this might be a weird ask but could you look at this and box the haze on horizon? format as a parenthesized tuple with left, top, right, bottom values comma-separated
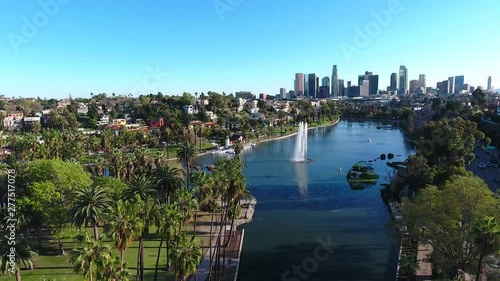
(1, 0, 499, 99)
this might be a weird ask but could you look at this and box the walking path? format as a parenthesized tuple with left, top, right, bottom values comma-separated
(191, 197, 256, 281)
(415, 243, 433, 281)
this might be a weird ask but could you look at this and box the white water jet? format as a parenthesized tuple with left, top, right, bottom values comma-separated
(292, 122, 308, 162)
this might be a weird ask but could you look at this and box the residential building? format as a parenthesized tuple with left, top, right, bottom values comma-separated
(77, 103, 88, 114)
(183, 105, 198, 114)
(23, 116, 41, 132)
(399, 65, 408, 94)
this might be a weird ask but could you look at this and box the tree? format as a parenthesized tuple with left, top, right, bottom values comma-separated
(70, 232, 116, 281)
(155, 164, 184, 204)
(399, 175, 498, 276)
(398, 253, 419, 280)
(70, 185, 112, 241)
(473, 217, 500, 281)
(155, 204, 183, 281)
(0, 235, 38, 281)
(124, 174, 157, 201)
(133, 196, 159, 281)
(169, 234, 202, 281)
(106, 199, 142, 271)
(176, 141, 197, 189)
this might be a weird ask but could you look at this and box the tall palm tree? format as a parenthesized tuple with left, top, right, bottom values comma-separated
(70, 185, 112, 241)
(124, 174, 157, 201)
(473, 216, 500, 281)
(106, 199, 142, 271)
(70, 232, 113, 281)
(133, 196, 159, 281)
(155, 204, 183, 281)
(0, 235, 38, 281)
(176, 140, 197, 189)
(169, 234, 202, 281)
(155, 164, 184, 204)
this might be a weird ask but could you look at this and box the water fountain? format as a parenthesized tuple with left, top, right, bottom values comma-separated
(292, 122, 312, 163)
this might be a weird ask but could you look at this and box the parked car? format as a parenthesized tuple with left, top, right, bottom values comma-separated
(486, 162, 492, 167)
(479, 162, 486, 169)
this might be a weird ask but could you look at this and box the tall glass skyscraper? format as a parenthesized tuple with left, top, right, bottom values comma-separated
(398, 65, 408, 94)
(454, 75, 464, 94)
(331, 65, 339, 96)
(294, 73, 304, 97)
(390, 73, 397, 91)
(308, 73, 317, 98)
(448, 77, 454, 94)
(488, 76, 492, 91)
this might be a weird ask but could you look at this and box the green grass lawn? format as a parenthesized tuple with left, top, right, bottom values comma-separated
(0, 212, 215, 281)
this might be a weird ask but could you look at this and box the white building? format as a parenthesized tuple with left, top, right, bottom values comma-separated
(362, 80, 370, 97)
(183, 105, 199, 114)
(205, 111, 217, 120)
(77, 103, 88, 114)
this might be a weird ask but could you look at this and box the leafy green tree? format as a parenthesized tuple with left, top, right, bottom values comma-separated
(0, 235, 38, 281)
(399, 175, 498, 276)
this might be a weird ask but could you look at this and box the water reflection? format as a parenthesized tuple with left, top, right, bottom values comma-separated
(293, 162, 308, 195)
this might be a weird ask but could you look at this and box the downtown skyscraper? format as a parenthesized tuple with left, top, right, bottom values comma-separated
(390, 73, 397, 92)
(454, 75, 465, 94)
(331, 65, 339, 97)
(294, 73, 304, 97)
(488, 76, 492, 91)
(419, 74, 426, 94)
(398, 65, 408, 94)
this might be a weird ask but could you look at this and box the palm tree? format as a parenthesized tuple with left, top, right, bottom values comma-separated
(169, 234, 202, 281)
(70, 232, 113, 281)
(176, 140, 197, 189)
(106, 200, 142, 271)
(70, 185, 112, 241)
(155, 204, 183, 281)
(124, 174, 157, 201)
(155, 164, 184, 204)
(398, 253, 419, 280)
(473, 216, 500, 281)
(133, 196, 159, 281)
(0, 235, 38, 281)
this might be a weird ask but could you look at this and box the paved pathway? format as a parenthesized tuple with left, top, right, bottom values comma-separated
(415, 243, 433, 281)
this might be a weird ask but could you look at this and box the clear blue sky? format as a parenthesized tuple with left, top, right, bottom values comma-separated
(1, 0, 499, 99)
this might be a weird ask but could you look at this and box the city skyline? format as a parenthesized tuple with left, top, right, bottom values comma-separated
(1, 0, 499, 98)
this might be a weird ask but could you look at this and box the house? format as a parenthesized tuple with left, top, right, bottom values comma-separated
(110, 119, 127, 126)
(3, 111, 24, 130)
(98, 115, 110, 126)
(77, 103, 88, 114)
(205, 111, 217, 120)
(23, 116, 41, 132)
(229, 134, 243, 144)
(183, 105, 198, 114)
(147, 117, 164, 128)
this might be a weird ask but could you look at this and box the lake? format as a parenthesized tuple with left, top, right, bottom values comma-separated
(196, 120, 414, 281)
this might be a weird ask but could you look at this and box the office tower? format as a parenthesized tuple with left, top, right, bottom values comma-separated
(409, 80, 418, 94)
(316, 77, 319, 96)
(368, 74, 379, 95)
(390, 73, 397, 91)
(398, 65, 408, 94)
(419, 74, 426, 94)
(448, 77, 454, 95)
(280, 88, 286, 98)
(308, 73, 317, 98)
(338, 79, 345, 96)
(362, 80, 370, 96)
(304, 75, 309, 96)
(347, 86, 361, 97)
(454, 75, 464, 93)
(464, 84, 470, 93)
(294, 73, 305, 97)
(347, 81, 352, 87)
(331, 65, 339, 96)
(436, 82, 443, 94)
(322, 76, 330, 87)
(488, 76, 492, 91)
(437, 80, 449, 95)
(470, 86, 475, 93)
(318, 86, 330, 99)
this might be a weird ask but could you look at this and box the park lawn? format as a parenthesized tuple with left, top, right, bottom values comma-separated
(1, 212, 214, 281)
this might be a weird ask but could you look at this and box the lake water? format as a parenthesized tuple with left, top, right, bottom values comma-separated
(196, 120, 414, 281)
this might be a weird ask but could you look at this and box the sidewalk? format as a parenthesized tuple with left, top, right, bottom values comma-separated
(415, 243, 433, 281)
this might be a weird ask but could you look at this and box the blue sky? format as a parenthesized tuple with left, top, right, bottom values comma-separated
(1, 0, 499, 99)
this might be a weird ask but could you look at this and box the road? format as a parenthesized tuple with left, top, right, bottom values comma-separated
(467, 146, 500, 192)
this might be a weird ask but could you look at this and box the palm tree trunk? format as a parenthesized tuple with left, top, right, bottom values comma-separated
(166, 239, 170, 270)
(139, 236, 145, 281)
(154, 238, 164, 281)
(93, 223, 99, 241)
(193, 209, 198, 237)
(186, 161, 190, 190)
(208, 199, 215, 278)
(227, 202, 238, 243)
(120, 249, 125, 271)
(15, 269, 21, 281)
(476, 254, 484, 281)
